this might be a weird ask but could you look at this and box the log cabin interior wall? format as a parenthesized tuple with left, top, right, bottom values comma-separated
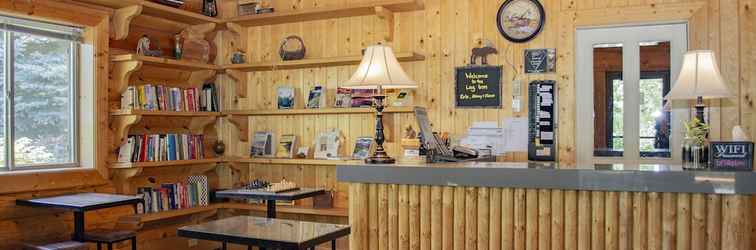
(0, 0, 752, 249)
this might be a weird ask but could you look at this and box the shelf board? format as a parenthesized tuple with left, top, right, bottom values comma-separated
(110, 110, 221, 117)
(110, 158, 223, 169)
(112, 54, 219, 71)
(221, 203, 348, 217)
(74, 0, 221, 25)
(123, 205, 218, 224)
(222, 52, 425, 71)
(226, 0, 423, 27)
(140, 1, 222, 25)
(227, 157, 363, 166)
(224, 106, 416, 116)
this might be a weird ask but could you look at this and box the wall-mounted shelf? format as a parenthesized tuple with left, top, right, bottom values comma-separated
(225, 0, 423, 27)
(226, 157, 362, 166)
(222, 52, 424, 72)
(110, 110, 221, 117)
(224, 106, 416, 116)
(110, 158, 223, 169)
(112, 54, 219, 71)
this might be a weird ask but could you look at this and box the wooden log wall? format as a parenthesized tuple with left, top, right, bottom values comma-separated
(218, 0, 755, 229)
(349, 183, 754, 250)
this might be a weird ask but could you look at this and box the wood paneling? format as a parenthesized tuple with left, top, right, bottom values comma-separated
(349, 183, 754, 250)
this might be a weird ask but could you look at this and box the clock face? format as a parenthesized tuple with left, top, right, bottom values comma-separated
(497, 0, 545, 43)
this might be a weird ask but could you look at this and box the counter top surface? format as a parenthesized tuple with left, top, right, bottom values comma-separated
(336, 162, 756, 194)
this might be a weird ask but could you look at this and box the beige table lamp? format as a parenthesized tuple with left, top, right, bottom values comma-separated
(343, 44, 417, 164)
(666, 50, 733, 124)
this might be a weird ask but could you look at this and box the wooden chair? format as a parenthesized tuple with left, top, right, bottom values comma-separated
(22, 241, 88, 250)
(83, 229, 137, 250)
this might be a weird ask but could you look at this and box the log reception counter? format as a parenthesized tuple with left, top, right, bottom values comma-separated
(337, 162, 756, 250)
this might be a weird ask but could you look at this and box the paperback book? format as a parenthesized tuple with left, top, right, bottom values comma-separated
(334, 87, 352, 108)
(306, 85, 324, 109)
(277, 86, 295, 109)
(352, 137, 374, 160)
(251, 132, 274, 156)
(314, 129, 341, 159)
(351, 89, 376, 107)
(276, 134, 297, 158)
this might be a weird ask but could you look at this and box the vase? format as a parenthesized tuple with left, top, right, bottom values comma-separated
(682, 137, 708, 169)
(214, 140, 226, 155)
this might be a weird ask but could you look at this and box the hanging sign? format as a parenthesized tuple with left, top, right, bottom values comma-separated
(455, 65, 503, 108)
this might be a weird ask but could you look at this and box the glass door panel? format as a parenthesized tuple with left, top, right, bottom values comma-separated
(638, 41, 671, 158)
(593, 43, 624, 157)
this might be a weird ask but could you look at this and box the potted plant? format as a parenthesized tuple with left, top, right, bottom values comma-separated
(682, 118, 709, 169)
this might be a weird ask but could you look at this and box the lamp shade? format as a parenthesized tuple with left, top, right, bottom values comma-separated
(666, 50, 732, 100)
(342, 44, 417, 89)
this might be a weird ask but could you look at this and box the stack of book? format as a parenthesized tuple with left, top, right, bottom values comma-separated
(136, 175, 209, 214)
(120, 83, 220, 112)
(117, 134, 205, 163)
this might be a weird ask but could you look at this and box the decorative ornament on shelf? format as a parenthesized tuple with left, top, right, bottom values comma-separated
(136, 35, 162, 57)
(202, 0, 218, 17)
(179, 29, 211, 63)
(231, 49, 246, 64)
(343, 44, 418, 164)
(213, 140, 226, 155)
(279, 35, 306, 61)
(470, 39, 498, 65)
(173, 34, 183, 60)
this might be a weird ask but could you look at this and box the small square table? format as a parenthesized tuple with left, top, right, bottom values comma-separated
(215, 187, 325, 218)
(178, 216, 350, 250)
(16, 192, 141, 241)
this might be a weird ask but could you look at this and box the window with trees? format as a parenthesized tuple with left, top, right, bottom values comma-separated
(0, 16, 81, 170)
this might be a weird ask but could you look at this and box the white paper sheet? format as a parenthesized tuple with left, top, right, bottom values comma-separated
(503, 117, 528, 152)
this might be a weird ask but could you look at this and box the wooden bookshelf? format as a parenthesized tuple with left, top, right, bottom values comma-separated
(226, 0, 423, 27)
(110, 110, 221, 117)
(109, 158, 223, 169)
(221, 203, 348, 217)
(224, 106, 416, 116)
(227, 157, 362, 166)
(112, 54, 219, 71)
(222, 52, 425, 72)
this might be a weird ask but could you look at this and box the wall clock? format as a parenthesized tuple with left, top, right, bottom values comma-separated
(496, 0, 546, 43)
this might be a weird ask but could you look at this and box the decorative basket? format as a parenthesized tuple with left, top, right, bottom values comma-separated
(279, 35, 306, 61)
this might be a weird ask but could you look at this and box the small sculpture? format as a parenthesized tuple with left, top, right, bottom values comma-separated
(137, 35, 162, 57)
(174, 34, 183, 60)
(404, 125, 417, 139)
(470, 39, 498, 65)
(231, 49, 246, 64)
(203, 0, 218, 17)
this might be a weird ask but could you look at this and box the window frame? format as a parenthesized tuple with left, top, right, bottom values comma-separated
(576, 23, 688, 165)
(0, 24, 80, 171)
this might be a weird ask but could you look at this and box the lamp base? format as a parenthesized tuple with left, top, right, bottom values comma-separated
(366, 155, 396, 164)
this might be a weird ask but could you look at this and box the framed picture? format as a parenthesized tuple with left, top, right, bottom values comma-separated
(524, 48, 556, 73)
(709, 141, 754, 171)
(496, 0, 546, 43)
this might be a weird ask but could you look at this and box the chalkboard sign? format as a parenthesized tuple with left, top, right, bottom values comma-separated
(455, 66, 502, 108)
(528, 80, 557, 161)
(709, 141, 754, 171)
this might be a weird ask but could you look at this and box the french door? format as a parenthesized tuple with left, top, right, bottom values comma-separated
(576, 23, 688, 165)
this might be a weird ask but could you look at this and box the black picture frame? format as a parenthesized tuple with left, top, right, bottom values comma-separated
(496, 0, 546, 43)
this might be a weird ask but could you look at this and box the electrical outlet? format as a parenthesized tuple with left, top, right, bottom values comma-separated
(188, 239, 198, 247)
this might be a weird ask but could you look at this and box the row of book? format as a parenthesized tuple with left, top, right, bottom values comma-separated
(117, 134, 205, 163)
(121, 83, 220, 112)
(136, 175, 209, 214)
(277, 86, 410, 109)
(250, 130, 373, 160)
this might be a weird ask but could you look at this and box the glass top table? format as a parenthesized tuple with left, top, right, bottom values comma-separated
(16, 193, 141, 241)
(178, 216, 350, 250)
